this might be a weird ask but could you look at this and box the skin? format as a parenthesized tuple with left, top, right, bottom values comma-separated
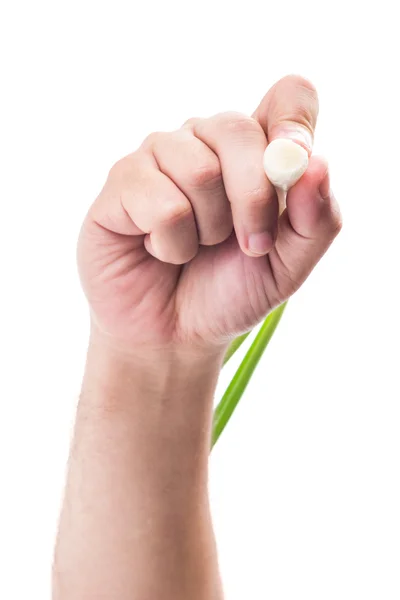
(52, 75, 342, 599)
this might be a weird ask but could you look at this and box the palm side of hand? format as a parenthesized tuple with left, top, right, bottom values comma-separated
(78, 223, 274, 348)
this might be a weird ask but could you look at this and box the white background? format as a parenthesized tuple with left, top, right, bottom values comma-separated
(1, 1, 399, 598)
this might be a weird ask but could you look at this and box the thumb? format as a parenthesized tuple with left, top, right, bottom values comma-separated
(266, 156, 342, 301)
(252, 74, 319, 154)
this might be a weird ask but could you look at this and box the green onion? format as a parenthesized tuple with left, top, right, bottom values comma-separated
(222, 331, 251, 366)
(212, 301, 287, 449)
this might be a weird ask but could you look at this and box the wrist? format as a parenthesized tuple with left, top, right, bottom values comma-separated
(82, 324, 226, 401)
(79, 324, 226, 467)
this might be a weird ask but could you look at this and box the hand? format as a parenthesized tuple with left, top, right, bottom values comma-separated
(77, 75, 342, 354)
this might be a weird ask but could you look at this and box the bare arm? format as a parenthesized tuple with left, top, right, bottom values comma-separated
(53, 332, 225, 599)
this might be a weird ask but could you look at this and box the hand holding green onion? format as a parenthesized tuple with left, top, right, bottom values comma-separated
(78, 76, 341, 364)
(55, 75, 342, 600)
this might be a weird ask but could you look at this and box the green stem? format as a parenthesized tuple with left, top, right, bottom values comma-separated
(223, 331, 251, 366)
(211, 301, 287, 449)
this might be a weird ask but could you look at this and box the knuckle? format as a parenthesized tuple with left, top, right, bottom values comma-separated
(188, 159, 222, 188)
(285, 74, 318, 98)
(330, 206, 343, 236)
(218, 112, 261, 136)
(182, 117, 201, 129)
(108, 156, 130, 180)
(158, 201, 192, 227)
(243, 186, 270, 208)
(324, 189, 343, 236)
(107, 151, 145, 185)
(141, 131, 166, 149)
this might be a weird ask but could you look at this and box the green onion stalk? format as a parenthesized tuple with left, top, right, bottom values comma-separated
(211, 301, 287, 449)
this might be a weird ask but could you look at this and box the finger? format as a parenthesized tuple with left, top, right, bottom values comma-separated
(145, 130, 233, 246)
(93, 153, 199, 265)
(188, 112, 279, 257)
(252, 74, 319, 153)
(267, 156, 342, 301)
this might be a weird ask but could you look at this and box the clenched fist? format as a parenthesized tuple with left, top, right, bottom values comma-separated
(77, 75, 342, 354)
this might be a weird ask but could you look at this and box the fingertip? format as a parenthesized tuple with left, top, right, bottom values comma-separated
(144, 232, 199, 265)
(245, 230, 275, 257)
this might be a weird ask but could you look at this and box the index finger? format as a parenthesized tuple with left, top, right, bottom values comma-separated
(252, 74, 319, 154)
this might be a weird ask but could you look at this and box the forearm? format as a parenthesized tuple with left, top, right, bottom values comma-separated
(52, 330, 225, 600)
